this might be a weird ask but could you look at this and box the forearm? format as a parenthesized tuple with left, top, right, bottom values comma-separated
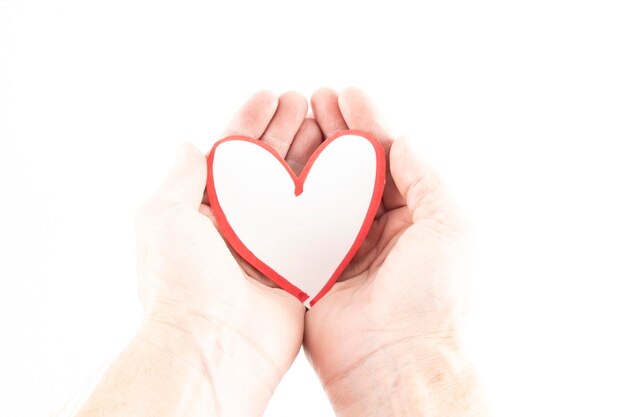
(323, 342, 490, 417)
(76, 315, 276, 417)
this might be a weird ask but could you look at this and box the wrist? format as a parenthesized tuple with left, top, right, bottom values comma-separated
(139, 304, 280, 417)
(321, 339, 489, 417)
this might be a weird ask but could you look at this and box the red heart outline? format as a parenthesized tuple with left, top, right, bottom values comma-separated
(206, 130, 386, 307)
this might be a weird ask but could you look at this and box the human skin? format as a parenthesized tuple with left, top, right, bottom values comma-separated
(301, 88, 490, 416)
(76, 91, 317, 417)
(75, 88, 489, 417)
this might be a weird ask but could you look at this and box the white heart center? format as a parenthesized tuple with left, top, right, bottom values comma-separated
(211, 134, 379, 305)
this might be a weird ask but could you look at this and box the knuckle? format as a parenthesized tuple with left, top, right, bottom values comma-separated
(431, 206, 468, 235)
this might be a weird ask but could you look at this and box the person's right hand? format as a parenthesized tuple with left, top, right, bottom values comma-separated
(302, 88, 489, 416)
(134, 91, 318, 416)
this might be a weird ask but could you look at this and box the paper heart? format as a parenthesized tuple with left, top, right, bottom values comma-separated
(206, 130, 385, 307)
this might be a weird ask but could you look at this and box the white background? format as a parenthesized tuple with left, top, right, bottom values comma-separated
(1, 1, 625, 416)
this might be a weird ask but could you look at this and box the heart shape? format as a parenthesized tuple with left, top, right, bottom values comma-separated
(206, 130, 385, 307)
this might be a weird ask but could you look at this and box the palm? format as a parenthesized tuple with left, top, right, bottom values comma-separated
(138, 178, 303, 385)
(202, 206, 304, 380)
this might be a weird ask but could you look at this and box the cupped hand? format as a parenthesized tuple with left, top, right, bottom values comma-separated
(302, 88, 481, 416)
(135, 91, 320, 416)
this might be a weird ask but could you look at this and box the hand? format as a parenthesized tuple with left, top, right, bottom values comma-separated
(79, 91, 317, 417)
(302, 88, 489, 416)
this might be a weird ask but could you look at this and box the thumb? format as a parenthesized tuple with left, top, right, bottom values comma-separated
(157, 142, 207, 207)
(389, 137, 447, 221)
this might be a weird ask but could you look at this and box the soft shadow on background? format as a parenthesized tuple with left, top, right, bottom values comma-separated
(1, 1, 624, 416)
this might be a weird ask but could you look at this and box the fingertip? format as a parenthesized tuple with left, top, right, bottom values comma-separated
(390, 137, 443, 202)
(280, 90, 308, 111)
(177, 141, 207, 174)
(311, 87, 339, 104)
(300, 116, 323, 136)
(177, 141, 203, 157)
(277, 90, 309, 124)
(222, 90, 280, 139)
(251, 89, 280, 109)
(157, 142, 208, 207)
(310, 87, 348, 137)
(337, 86, 368, 105)
(338, 87, 393, 150)
(390, 137, 419, 183)
(389, 138, 411, 195)
(244, 90, 280, 121)
(250, 89, 280, 123)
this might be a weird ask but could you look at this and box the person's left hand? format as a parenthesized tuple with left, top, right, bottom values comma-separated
(299, 88, 484, 417)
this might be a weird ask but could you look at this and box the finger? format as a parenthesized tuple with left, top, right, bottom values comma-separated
(221, 90, 279, 138)
(205, 91, 279, 206)
(390, 137, 446, 222)
(199, 204, 217, 225)
(158, 142, 207, 207)
(260, 91, 308, 158)
(337, 87, 393, 151)
(285, 118, 323, 175)
(310, 88, 348, 137)
(337, 87, 404, 211)
(202, 188, 211, 206)
(379, 176, 405, 213)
